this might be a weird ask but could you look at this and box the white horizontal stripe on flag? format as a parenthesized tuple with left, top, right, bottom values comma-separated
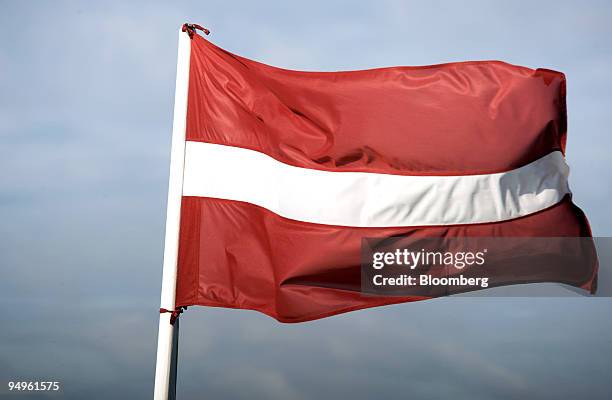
(182, 142, 570, 227)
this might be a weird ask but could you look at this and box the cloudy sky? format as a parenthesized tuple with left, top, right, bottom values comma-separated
(1, 1, 611, 399)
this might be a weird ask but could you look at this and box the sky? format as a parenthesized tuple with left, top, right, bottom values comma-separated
(1, 1, 612, 399)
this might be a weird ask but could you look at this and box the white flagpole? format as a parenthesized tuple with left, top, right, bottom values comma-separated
(154, 26, 192, 400)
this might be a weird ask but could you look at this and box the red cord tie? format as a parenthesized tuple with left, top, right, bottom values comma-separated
(182, 23, 210, 39)
(160, 306, 187, 325)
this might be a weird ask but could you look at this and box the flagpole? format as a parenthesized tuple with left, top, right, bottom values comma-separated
(154, 26, 192, 400)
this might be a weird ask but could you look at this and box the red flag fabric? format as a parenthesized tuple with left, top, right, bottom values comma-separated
(173, 33, 595, 322)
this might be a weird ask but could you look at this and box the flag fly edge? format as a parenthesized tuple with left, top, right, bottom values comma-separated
(154, 27, 192, 400)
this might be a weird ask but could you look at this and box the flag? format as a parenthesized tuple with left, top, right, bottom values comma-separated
(172, 32, 596, 323)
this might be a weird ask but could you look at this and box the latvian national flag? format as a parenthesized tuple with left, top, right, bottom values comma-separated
(171, 28, 596, 323)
